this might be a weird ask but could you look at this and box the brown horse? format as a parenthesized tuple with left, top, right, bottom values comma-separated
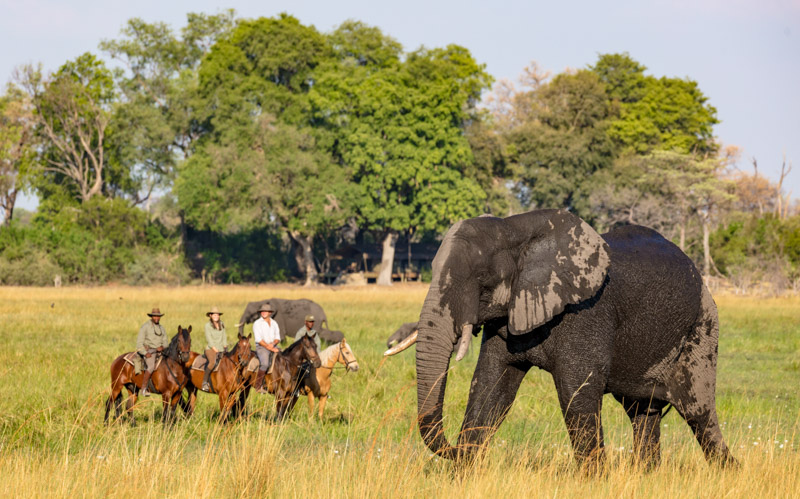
(185, 333, 253, 420)
(104, 326, 193, 425)
(236, 335, 321, 421)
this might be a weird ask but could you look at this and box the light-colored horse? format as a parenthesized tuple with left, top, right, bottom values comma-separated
(301, 339, 359, 418)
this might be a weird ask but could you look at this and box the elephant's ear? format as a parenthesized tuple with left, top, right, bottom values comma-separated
(508, 211, 610, 335)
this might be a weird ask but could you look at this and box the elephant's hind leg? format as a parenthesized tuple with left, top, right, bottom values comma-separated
(615, 395, 665, 469)
(666, 287, 736, 466)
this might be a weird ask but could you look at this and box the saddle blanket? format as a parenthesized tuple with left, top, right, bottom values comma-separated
(247, 356, 260, 373)
(123, 352, 163, 375)
(191, 355, 223, 372)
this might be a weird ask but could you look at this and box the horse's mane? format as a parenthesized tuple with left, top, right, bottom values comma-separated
(318, 343, 340, 365)
(283, 338, 305, 354)
(165, 328, 189, 361)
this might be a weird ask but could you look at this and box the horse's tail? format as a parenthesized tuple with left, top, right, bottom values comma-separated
(104, 392, 121, 424)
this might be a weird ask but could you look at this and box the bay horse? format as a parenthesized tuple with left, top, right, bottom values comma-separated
(236, 335, 321, 421)
(300, 339, 359, 418)
(104, 325, 193, 425)
(184, 333, 253, 420)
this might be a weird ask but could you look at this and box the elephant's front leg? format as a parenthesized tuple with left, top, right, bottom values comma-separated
(552, 366, 607, 469)
(457, 333, 529, 460)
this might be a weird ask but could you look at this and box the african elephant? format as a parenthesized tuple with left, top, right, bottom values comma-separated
(387, 209, 734, 468)
(386, 322, 418, 349)
(236, 298, 345, 344)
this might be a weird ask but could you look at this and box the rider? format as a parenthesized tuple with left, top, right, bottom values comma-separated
(202, 306, 228, 392)
(253, 302, 280, 394)
(293, 315, 321, 394)
(293, 315, 321, 352)
(137, 307, 168, 397)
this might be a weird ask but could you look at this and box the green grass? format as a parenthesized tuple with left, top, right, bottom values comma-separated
(0, 286, 798, 497)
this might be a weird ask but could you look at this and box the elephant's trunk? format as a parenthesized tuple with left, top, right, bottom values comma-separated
(415, 287, 458, 459)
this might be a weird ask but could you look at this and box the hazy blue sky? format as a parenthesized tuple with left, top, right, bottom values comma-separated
(2, 0, 798, 210)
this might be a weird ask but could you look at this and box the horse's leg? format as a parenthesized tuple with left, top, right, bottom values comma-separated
(104, 384, 120, 424)
(318, 394, 328, 419)
(125, 387, 137, 426)
(307, 391, 315, 418)
(218, 389, 231, 422)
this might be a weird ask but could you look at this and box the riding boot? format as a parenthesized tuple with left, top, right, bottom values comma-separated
(255, 370, 268, 394)
(141, 370, 152, 397)
(202, 366, 212, 392)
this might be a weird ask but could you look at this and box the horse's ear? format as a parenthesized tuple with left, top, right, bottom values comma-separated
(247, 333, 252, 340)
(342, 338, 346, 345)
(188, 325, 192, 333)
(177, 325, 182, 333)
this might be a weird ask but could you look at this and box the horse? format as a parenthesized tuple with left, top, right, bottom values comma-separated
(104, 326, 193, 425)
(300, 339, 359, 418)
(236, 335, 321, 421)
(184, 333, 253, 420)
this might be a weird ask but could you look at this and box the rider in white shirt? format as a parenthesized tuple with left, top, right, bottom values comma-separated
(253, 302, 281, 394)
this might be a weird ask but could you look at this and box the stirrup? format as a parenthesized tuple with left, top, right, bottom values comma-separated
(202, 382, 211, 393)
(141, 388, 150, 397)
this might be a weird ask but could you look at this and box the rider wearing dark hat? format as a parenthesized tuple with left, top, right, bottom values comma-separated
(202, 306, 228, 392)
(253, 302, 280, 394)
(137, 307, 168, 397)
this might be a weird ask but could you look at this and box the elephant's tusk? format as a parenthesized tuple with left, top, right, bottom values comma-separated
(234, 322, 243, 328)
(455, 324, 472, 361)
(384, 330, 418, 356)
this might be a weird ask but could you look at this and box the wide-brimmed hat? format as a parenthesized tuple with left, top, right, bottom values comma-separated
(147, 307, 164, 317)
(304, 315, 316, 322)
(206, 306, 223, 317)
(257, 302, 277, 315)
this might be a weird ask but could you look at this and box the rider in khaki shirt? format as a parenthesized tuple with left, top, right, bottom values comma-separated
(137, 307, 168, 396)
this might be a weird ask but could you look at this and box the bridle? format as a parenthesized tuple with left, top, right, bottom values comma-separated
(318, 342, 357, 371)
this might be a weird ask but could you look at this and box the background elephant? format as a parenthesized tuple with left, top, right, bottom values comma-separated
(237, 298, 345, 345)
(386, 322, 418, 349)
(390, 209, 734, 468)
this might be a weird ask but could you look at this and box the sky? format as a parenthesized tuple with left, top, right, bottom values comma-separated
(2, 0, 799, 210)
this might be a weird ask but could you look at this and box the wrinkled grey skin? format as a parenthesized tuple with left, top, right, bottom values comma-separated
(387, 322, 418, 349)
(415, 209, 735, 468)
(237, 298, 345, 345)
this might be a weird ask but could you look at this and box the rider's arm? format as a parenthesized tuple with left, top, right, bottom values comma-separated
(136, 323, 147, 355)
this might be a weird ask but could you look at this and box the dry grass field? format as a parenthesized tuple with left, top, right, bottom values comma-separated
(0, 285, 798, 497)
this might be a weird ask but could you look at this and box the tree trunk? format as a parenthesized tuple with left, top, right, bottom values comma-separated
(702, 216, 711, 277)
(290, 230, 318, 286)
(377, 231, 398, 286)
(2, 188, 17, 226)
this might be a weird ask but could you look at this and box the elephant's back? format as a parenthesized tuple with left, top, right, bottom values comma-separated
(602, 225, 704, 382)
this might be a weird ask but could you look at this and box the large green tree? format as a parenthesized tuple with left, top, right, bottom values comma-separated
(176, 14, 348, 284)
(0, 84, 36, 225)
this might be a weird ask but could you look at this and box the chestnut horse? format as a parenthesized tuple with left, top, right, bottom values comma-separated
(185, 333, 253, 420)
(104, 326, 193, 425)
(236, 335, 321, 421)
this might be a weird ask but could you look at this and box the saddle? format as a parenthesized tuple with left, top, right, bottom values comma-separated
(191, 354, 223, 372)
(124, 352, 163, 376)
(246, 356, 260, 373)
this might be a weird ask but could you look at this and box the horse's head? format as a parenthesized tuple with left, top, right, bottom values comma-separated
(300, 335, 322, 368)
(176, 326, 192, 364)
(338, 338, 359, 373)
(231, 332, 252, 368)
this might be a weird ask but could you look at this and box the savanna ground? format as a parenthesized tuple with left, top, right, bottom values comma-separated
(0, 284, 798, 498)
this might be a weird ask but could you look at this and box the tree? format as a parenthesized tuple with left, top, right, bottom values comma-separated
(100, 11, 236, 205)
(0, 84, 36, 225)
(505, 69, 616, 218)
(311, 40, 491, 285)
(18, 54, 115, 203)
(591, 53, 718, 156)
(176, 14, 342, 284)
